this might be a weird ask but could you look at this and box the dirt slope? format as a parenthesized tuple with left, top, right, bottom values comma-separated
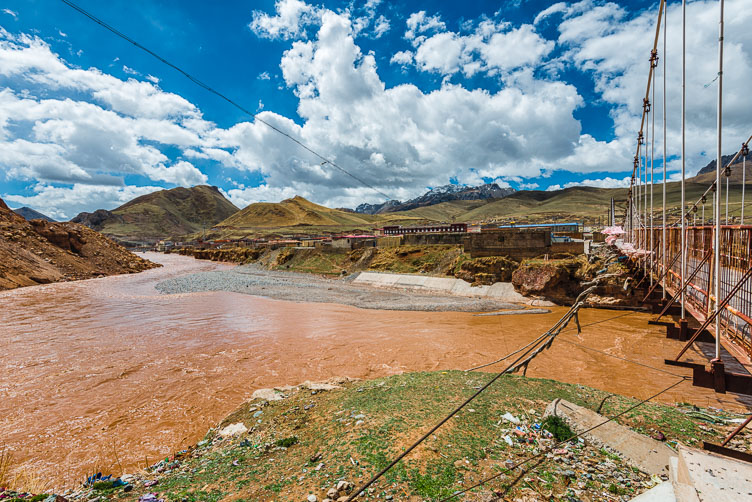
(0, 197, 159, 290)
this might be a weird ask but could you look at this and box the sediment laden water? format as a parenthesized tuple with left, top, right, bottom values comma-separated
(0, 252, 748, 488)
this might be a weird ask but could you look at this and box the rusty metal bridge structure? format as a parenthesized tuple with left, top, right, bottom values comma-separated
(616, 0, 752, 412)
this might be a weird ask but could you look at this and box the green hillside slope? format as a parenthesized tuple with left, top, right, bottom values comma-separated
(72, 185, 239, 242)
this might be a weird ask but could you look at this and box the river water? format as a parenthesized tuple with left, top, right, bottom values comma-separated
(0, 252, 748, 487)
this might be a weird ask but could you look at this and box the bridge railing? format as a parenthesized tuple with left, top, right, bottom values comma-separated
(646, 225, 752, 355)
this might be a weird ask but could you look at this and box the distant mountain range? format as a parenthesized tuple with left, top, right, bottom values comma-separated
(71, 185, 239, 244)
(48, 170, 744, 244)
(696, 151, 752, 176)
(355, 183, 515, 214)
(13, 206, 56, 222)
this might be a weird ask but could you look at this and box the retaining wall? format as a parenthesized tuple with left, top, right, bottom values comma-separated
(352, 271, 550, 305)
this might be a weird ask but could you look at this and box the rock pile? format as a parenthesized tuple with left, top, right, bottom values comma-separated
(306, 479, 353, 502)
(0, 197, 159, 290)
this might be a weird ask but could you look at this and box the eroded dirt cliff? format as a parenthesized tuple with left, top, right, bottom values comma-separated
(0, 197, 159, 290)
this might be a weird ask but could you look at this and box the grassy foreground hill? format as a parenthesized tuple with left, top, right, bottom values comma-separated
(72, 185, 238, 243)
(60, 371, 744, 502)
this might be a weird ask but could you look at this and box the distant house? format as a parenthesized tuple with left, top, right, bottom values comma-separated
(331, 235, 376, 249)
(497, 222, 580, 233)
(382, 223, 468, 235)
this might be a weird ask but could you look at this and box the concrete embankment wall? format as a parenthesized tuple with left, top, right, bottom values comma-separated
(352, 271, 549, 305)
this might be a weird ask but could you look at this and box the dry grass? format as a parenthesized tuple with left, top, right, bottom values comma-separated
(0, 446, 13, 488)
(12, 466, 51, 494)
(1, 445, 51, 494)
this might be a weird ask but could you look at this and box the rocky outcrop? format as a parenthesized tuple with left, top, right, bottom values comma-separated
(511, 249, 636, 306)
(512, 262, 576, 303)
(454, 256, 518, 285)
(71, 208, 122, 230)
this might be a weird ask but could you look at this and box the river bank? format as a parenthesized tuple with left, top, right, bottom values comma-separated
(173, 244, 636, 307)
(155, 264, 523, 312)
(1, 253, 748, 491)
(15, 371, 752, 502)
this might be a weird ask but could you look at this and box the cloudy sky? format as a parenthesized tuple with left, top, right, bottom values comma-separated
(0, 0, 750, 219)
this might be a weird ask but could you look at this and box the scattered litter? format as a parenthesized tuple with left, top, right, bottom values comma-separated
(138, 493, 163, 502)
(501, 412, 520, 424)
(651, 431, 666, 441)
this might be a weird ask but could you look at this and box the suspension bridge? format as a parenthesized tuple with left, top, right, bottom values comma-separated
(616, 0, 752, 402)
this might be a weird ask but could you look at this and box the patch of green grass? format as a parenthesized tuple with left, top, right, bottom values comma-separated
(600, 447, 622, 463)
(275, 436, 299, 448)
(541, 415, 574, 442)
(608, 482, 628, 495)
(408, 463, 458, 499)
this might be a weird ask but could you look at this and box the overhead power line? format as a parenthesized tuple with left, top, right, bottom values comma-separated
(59, 0, 394, 201)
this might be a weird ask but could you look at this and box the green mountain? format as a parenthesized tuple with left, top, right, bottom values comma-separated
(72, 185, 239, 243)
(211, 195, 427, 238)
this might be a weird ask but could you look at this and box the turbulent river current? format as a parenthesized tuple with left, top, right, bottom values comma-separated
(0, 252, 746, 487)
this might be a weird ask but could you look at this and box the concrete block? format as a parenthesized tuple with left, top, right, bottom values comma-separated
(676, 445, 752, 501)
(487, 282, 528, 302)
(628, 481, 676, 501)
(544, 398, 675, 476)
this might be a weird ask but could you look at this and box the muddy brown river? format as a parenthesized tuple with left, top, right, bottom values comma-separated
(0, 253, 749, 488)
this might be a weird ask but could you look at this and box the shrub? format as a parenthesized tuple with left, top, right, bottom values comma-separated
(275, 436, 299, 448)
(541, 415, 574, 442)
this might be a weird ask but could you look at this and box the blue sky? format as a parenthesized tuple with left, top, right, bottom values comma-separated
(0, 0, 750, 219)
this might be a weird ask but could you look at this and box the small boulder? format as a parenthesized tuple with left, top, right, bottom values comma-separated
(218, 422, 248, 437)
(251, 388, 286, 401)
(336, 480, 353, 493)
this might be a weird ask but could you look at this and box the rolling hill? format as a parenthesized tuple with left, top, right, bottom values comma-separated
(208, 175, 752, 239)
(211, 195, 429, 238)
(72, 185, 239, 244)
